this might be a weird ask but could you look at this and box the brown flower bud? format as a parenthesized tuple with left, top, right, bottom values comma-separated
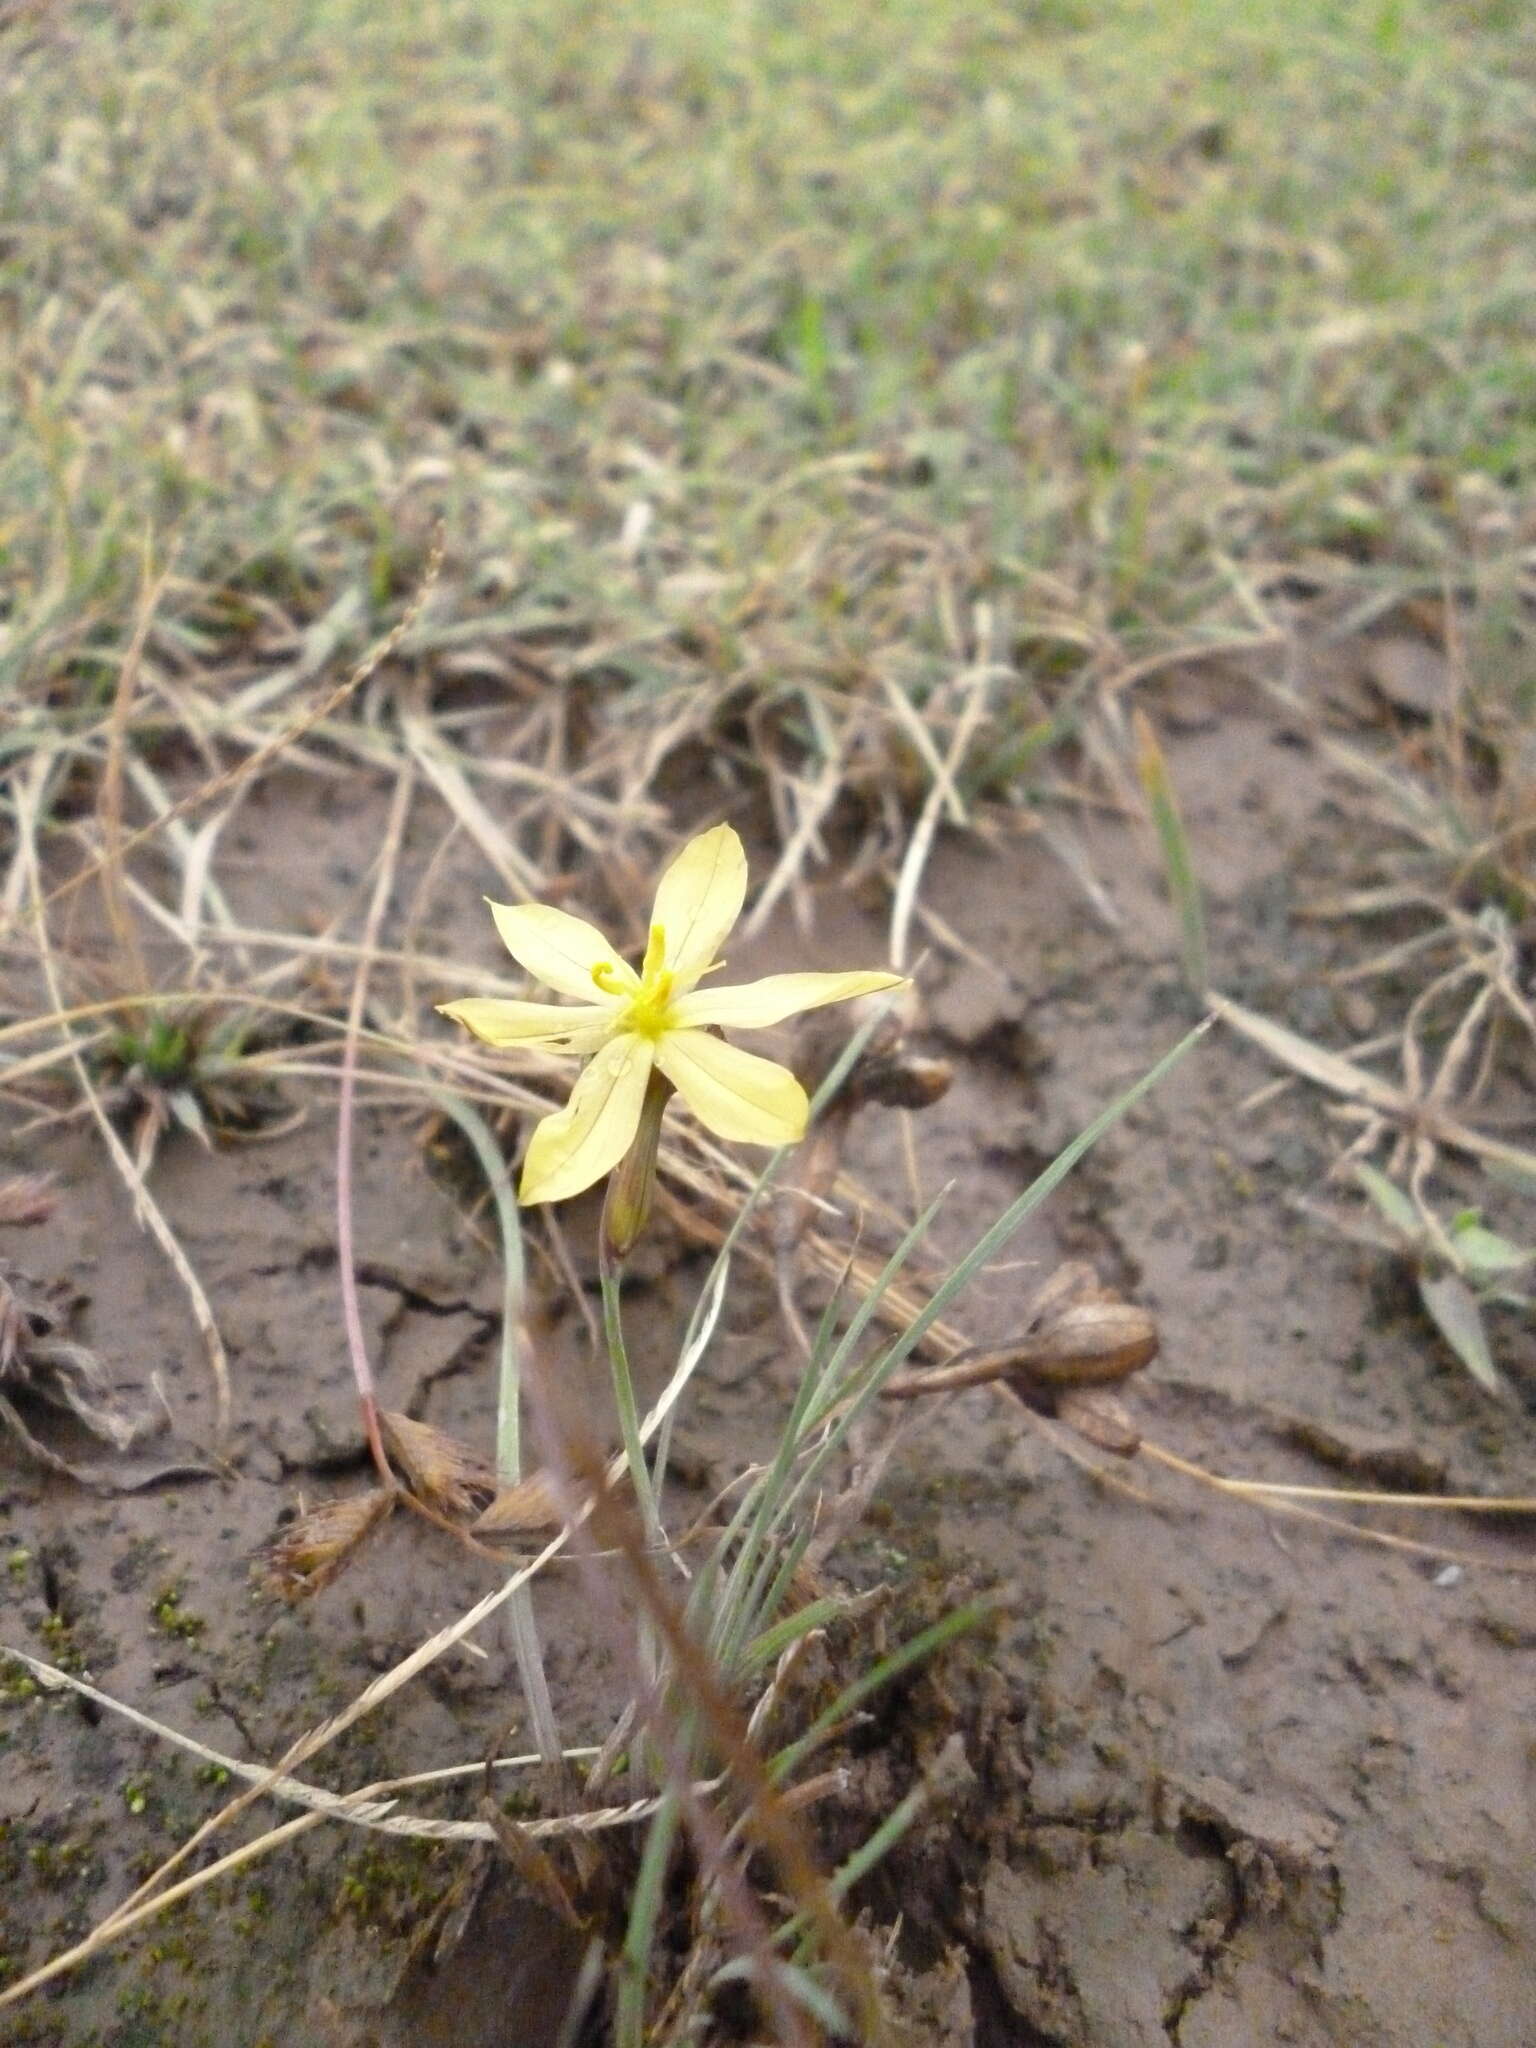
(1007, 1299, 1159, 1387)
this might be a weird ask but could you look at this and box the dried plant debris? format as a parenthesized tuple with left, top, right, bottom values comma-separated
(0, 1265, 157, 1478)
(792, 990, 951, 1111)
(257, 1486, 397, 1602)
(378, 1409, 498, 1520)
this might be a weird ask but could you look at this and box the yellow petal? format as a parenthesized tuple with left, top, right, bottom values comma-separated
(488, 901, 637, 1002)
(519, 1034, 654, 1204)
(649, 824, 748, 989)
(655, 1029, 807, 1146)
(672, 969, 906, 1033)
(438, 997, 613, 1047)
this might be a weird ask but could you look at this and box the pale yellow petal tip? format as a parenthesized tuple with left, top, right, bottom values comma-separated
(682, 821, 744, 856)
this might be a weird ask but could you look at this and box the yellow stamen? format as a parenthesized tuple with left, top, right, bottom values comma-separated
(627, 971, 675, 1039)
(591, 960, 626, 996)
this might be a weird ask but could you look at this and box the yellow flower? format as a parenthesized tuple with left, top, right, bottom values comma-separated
(440, 824, 905, 1205)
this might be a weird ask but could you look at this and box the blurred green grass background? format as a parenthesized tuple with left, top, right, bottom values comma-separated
(4, 0, 1533, 710)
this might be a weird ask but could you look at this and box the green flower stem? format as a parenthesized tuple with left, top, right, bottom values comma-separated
(425, 1084, 561, 1765)
(599, 1245, 663, 1555)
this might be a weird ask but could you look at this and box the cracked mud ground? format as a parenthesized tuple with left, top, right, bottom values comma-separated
(3, 656, 1535, 2045)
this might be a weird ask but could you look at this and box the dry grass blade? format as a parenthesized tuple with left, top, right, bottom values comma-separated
(9, 529, 443, 941)
(1209, 992, 1536, 1181)
(0, 1526, 576, 2013)
(1134, 705, 1208, 997)
(742, 714, 852, 939)
(398, 682, 545, 899)
(0, 1645, 662, 1841)
(97, 545, 170, 999)
(1139, 1442, 1536, 1575)
(887, 652, 998, 970)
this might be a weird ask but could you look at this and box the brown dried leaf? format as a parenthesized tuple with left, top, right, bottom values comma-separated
(257, 1487, 396, 1601)
(380, 1410, 498, 1518)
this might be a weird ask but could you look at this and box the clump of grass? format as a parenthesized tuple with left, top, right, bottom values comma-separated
(1345, 1163, 1532, 1403)
(92, 1003, 290, 1166)
(4, 0, 1533, 864)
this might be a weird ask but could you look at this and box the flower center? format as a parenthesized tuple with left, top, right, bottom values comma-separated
(594, 923, 676, 1040)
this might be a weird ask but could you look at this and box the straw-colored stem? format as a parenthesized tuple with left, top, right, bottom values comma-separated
(335, 767, 415, 1487)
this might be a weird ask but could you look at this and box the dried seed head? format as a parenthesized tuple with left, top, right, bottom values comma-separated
(380, 1411, 498, 1518)
(474, 1469, 567, 1534)
(1011, 1298, 1159, 1387)
(793, 996, 909, 1096)
(257, 1488, 395, 1601)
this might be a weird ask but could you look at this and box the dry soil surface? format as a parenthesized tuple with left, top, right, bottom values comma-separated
(3, 651, 1534, 2046)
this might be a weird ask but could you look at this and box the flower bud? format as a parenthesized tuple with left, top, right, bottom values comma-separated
(600, 1070, 674, 1262)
